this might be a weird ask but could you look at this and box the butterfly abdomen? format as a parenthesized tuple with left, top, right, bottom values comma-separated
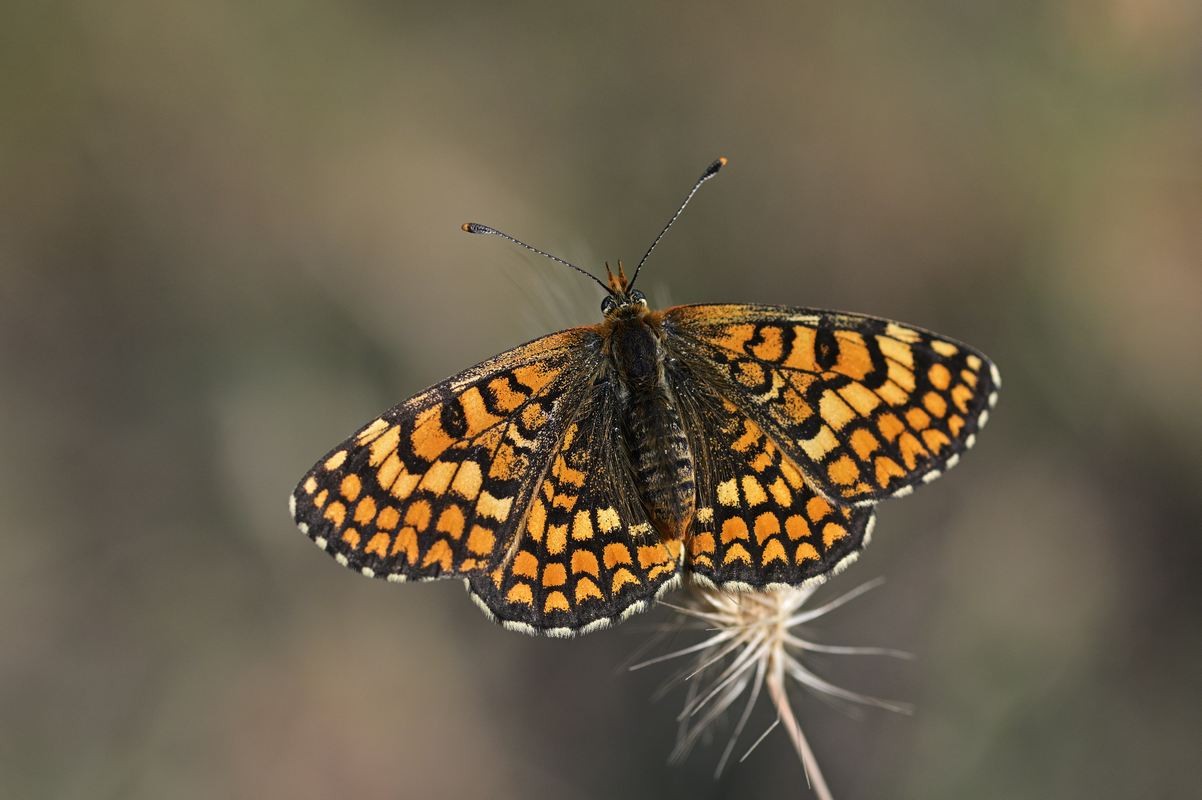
(608, 316, 697, 540)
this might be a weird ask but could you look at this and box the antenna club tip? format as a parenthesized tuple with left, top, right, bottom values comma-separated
(718, 156, 729, 167)
(461, 223, 472, 233)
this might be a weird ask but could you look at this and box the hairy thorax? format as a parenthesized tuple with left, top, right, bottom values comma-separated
(606, 313, 696, 541)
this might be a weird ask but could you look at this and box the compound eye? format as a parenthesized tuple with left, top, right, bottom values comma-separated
(601, 296, 618, 314)
(630, 289, 647, 304)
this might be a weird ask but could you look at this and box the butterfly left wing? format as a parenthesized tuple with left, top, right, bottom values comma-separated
(467, 376, 681, 636)
(664, 304, 999, 507)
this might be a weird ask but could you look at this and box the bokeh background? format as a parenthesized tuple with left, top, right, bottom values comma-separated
(4, 2, 1201, 798)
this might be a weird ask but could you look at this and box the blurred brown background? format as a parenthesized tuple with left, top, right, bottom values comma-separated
(3, 1, 1201, 798)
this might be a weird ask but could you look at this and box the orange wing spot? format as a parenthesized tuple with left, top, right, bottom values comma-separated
(750, 449, 774, 472)
(781, 385, 815, 423)
(735, 360, 767, 388)
(313, 489, 329, 508)
(545, 523, 567, 555)
(436, 505, 465, 539)
(611, 568, 640, 593)
(324, 450, 347, 471)
(525, 498, 547, 540)
(571, 510, 594, 541)
(421, 538, 454, 571)
(376, 506, 400, 531)
(339, 474, 361, 501)
(476, 490, 512, 522)
(467, 525, 495, 556)
(722, 543, 753, 566)
(638, 544, 667, 569)
(575, 576, 604, 602)
(691, 555, 715, 569)
(721, 517, 750, 544)
(596, 507, 620, 533)
(375, 452, 402, 491)
(951, 384, 974, 414)
(754, 512, 780, 544)
(411, 406, 455, 462)
(885, 323, 922, 344)
(966, 353, 982, 370)
(391, 527, 419, 564)
(353, 497, 377, 525)
(459, 387, 503, 437)
(886, 360, 916, 392)
(451, 460, 483, 500)
(877, 412, 906, 443)
(390, 468, 421, 502)
(489, 442, 519, 480)
(784, 515, 811, 540)
(923, 391, 948, 418)
(762, 538, 788, 565)
(511, 363, 557, 394)
(340, 527, 360, 549)
(419, 460, 456, 494)
(784, 325, 818, 371)
(648, 563, 675, 581)
(459, 558, 481, 571)
(819, 390, 858, 432)
(364, 532, 390, 558)
(960, 369, 979, 388)
(948, 414, 965, 437)
(796, 542, 820, 562)
(323, 501, 346, 528)
(800, 425, 840, 463)
(875, 456, 906, 487)
(355, 418, 390, 445)
(543, 591, 570, 614)
(486, 377, 526, 413)
(368, 425, 400, 467)
(571, 549, 600, 577)
(778, 457, 805, 489)
(751, 326, 785, 361)
(741, 476, 768, 505)
(542, 563, 567, 587)
(303, 476, 318, 494)
(877, 380, 910, 406)
(768, 477, 793, 506)
(931, 340, 959, 357)
(713, 323, 756, 354)
(716, 478, 740, 507)
(827, 454, 861, 486)
(922, 428, 951, 454)
(506, 582, 534, 606)
(689, 532, 716, 555)
(520, 404, 548, 430)
(806, 495, 833, 521)
(553, 456, 586, 488)
(822, 522, 847, 547)
(404, 500, 432, 531)
(512, 550, 539, 579)
(928, 363, 952, 390)
(833, 331, 873, 379)
(905, 407, 932, 431)
(897, 432, 928, 470)
(876, 335, 914, 368)
(550, 493, 577, 511)
(732, 420, 760, 452)
(603, 543, 632, 568)
(850, 428, 881, 460)
(839, 382, 882, 416)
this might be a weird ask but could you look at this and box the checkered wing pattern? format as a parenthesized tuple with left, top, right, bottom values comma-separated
(664, 304, 999, 507)
(467, 376, 680, 635)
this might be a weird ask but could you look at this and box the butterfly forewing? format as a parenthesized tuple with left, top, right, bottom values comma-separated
(664, 304, 999, 506)
(291, 328, 602, 585)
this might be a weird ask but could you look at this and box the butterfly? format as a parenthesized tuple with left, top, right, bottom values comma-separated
(290, 157, 999, 637)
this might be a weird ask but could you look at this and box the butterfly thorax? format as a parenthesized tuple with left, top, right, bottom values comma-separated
(604, 305, 696, 542)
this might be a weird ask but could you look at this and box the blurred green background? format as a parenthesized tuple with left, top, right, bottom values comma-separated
(3, 1, 1201, 798)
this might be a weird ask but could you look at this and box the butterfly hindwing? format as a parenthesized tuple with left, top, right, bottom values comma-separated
(672, 376, 875, 589)
(664, 304, 999, 506)
(290, 328, 602, 588)
(467, 378, 681, 635)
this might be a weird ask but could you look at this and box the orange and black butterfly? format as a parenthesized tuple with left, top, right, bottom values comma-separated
(290, 158, 999, 636)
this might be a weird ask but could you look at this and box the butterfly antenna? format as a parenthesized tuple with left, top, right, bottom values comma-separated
(462, 222, 612, 294)
(628, 156, 728, 291)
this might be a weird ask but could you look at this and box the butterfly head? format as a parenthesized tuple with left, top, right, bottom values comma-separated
(601, 260, 649, 318)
